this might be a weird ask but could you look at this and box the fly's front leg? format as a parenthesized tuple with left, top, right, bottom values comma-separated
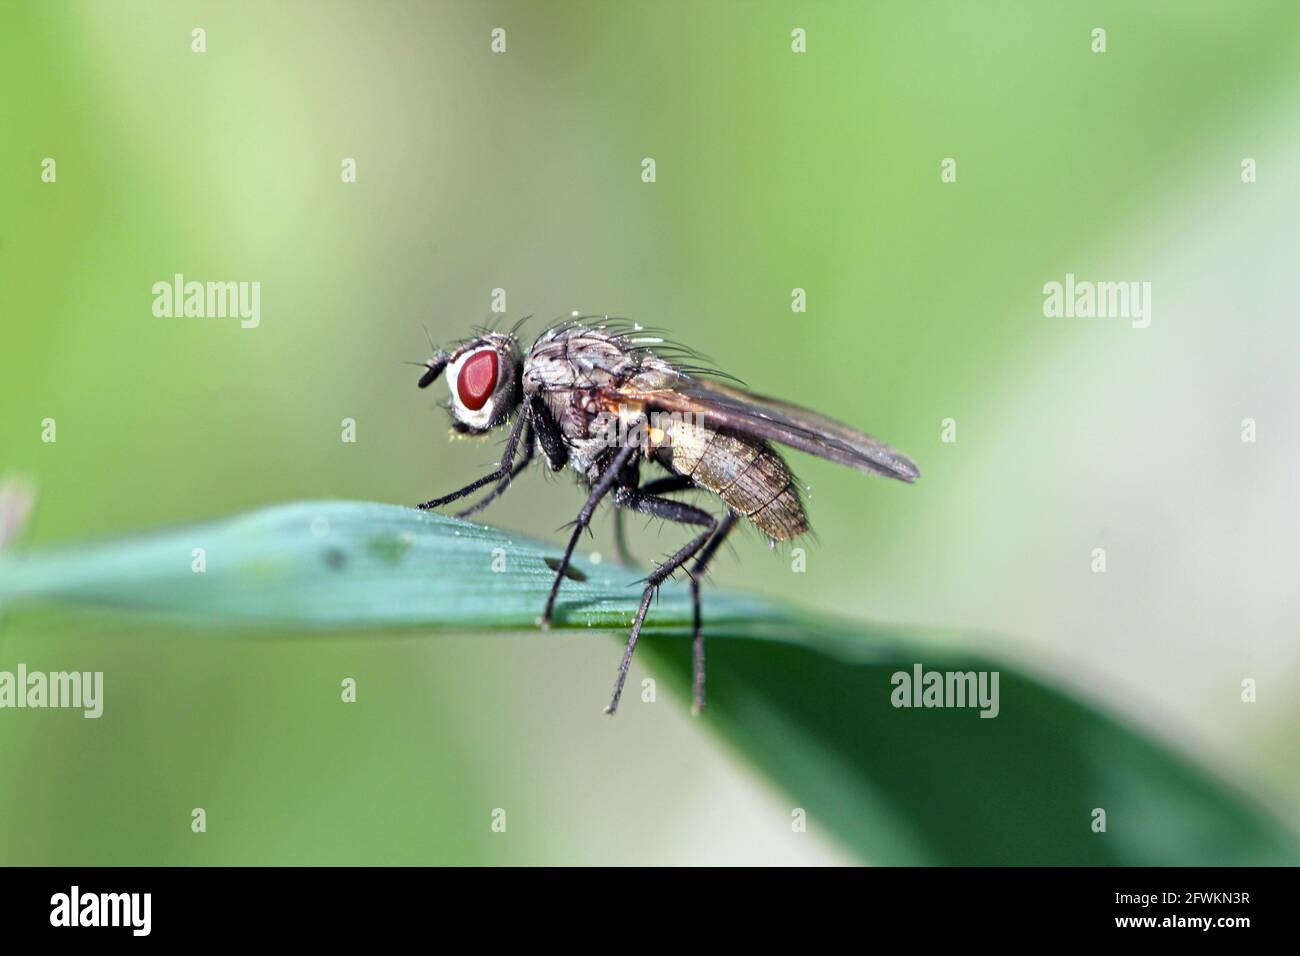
(529, 393, 568, 471)
(416, 410, 529, 511)
(454, 421, 534, 518)
(604, 489, 716, 716)
(539, 442, 637, 630)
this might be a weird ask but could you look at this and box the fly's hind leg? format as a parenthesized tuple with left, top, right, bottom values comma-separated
(612, 509, 636, 568)
(612, 474, 697, 569)
(604, 488, 716, 716)
(685, 511, 738, 715)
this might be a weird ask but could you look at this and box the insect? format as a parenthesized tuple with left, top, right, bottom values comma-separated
(415, 317, 920, 715)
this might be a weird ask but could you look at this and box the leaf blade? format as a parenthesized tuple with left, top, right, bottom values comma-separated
(2, 499, 1294, 865)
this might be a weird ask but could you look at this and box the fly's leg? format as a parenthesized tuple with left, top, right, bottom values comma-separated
(604, 488, 716, 716)
(416, 410, 529, 511)
(611, 474, 697, 568)
(612, 509, 635, 567)
(454, 421, 534, 518)
(539, 442, 637, 629)
(641, 475, 697, 495)
(529, 394, 568, 471)
(685, 511, 738, 715)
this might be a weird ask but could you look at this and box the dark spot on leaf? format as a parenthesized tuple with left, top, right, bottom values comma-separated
(366, 534, 412, 565)
(544, 557, 587, 582)
(322, 548, 347, 570)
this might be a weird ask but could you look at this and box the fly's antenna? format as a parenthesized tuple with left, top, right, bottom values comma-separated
(415, 354, 449, 389)
(416, 326, 450, 388)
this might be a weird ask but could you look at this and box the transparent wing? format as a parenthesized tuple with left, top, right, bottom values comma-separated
(609, 378, 921, 481)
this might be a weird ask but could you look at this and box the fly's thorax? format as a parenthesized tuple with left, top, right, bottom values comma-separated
(523, 326, 678, 393)
(524, 329, 628, 390)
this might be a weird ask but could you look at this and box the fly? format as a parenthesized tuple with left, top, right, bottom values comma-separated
(414, 317, 920, 715)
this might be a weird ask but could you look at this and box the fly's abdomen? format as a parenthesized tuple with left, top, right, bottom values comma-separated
(660, 422, 808, 541)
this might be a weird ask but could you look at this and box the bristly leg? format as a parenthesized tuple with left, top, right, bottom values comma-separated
(685, 511, 738, 715)
(611, 474, 695, 568)
(604, 488, 717, 715)
(539, 443, 638, 629)
(528, 394, 568, 471)
(454, 421, 534, 518)
(612, 508, 636, 568)
(416, 410, 530, 511)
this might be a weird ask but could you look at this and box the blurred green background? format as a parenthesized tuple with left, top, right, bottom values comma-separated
(1, 0, 1297, 864)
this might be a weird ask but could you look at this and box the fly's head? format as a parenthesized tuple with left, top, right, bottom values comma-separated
(418, 331, 523, 435)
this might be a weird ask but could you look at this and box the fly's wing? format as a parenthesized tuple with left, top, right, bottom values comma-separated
(609, 377, 921, 481)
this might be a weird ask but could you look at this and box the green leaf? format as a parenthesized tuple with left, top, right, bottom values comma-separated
(1, 500, 1293, 865)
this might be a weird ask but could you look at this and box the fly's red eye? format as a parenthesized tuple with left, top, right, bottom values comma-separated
(457, 350, 498, 410)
